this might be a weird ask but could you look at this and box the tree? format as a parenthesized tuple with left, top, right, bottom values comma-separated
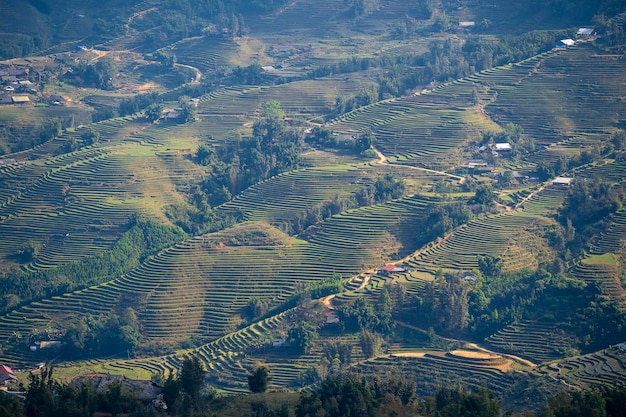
(375, 286, 394, 335)
(440, 273, 470, 334)
(477, 255, 503, 278)
(0, 391, 24, 417)
(473, 184, 496, 207)
(180, 355, 206, 400)
(354, 130, 375, 153)
(179, 96, 197, 123)
(360, 330, 383, 358)
(261, 100, 285, 119)
(25, 368, 57, 417)
(162, 372, 182, 414)
(374, 173, 406, 201)
(288, 321, 318, 354)
(248, 366, 270, 393)
(145, 103, 163, 122)
(336, 296, 378, 333)
(80, 128, 100, 146)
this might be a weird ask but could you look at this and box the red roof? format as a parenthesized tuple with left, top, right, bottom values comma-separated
(0, 365, 15, 376)
(382, 264, 397, 272)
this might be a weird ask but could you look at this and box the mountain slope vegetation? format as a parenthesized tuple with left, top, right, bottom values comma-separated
(0, 0, 625, 413)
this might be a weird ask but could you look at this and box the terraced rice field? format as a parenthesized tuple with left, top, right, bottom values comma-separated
(548, 347, 626, 389)
(327, 89, 494, 170)
(406, 209, 555, 274)
(351, 352, 519, 399)
(220, 162, 444, 227)
(0, 217, 391, 365)
(483, 45, 626, 164)
(0, 136, 200, 268)
(2, 22, 626, 397)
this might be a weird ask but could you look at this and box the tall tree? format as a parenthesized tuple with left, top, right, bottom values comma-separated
(248, 366, 270, 393)
(180, 355, 206, 400)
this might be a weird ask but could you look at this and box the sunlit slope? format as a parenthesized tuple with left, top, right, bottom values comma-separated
(327, 44, 626, 170)
(219, 161, 448, 225)
(0, 182, 442, 368)
(483, 44, 626, 164)
(0, 138, 198, 269)
(406, 185, 566, 274)
(327, 83, 499, 170)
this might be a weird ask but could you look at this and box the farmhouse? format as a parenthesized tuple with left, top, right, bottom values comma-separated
(552, 177, 573, 188)
(11, 95, 30, 104)
(49, 94, 65, 105)
(163, 110, 181, 120)
(577, 28, 595, 39)
(326, 312, 340, 324)
(0, 365, 17, 386)
(378, 264, 406, 275)
(556, 39, 576, 48)
(459, 21, 475, 28)
(273, 338, 287, 347)
(494, 143, 512, 152)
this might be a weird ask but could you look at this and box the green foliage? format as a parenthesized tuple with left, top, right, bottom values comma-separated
(261, 100, 286, 119)
(417, 202, 474, 245)
(435, 386, 500, 417)
(0, 390, 23, 417)
(288, 321, 318, 354)
(336, 291, 394, 336)
(472, 184, 496, 207)
(359, 329, 383, 358)
(162, 373, 182, 414)
(196, 116, 304, 206)
(560, 179, 623, 230)
(543, 390, 607, 417)
(477, 255, 503, 278)
(307, 273, 343, 300)
(180, 355, 206, 400)
(557, 179, 625, 256)
(296, 375, 499, 417)
(248, 366, 270, 393)
(374, 173, 406, 201)
(20, 367, 151, 417)
(16, 240, 41, 263)
(323, 339, 353, 367)
(64, 57, 117, 90)
(0, 119, 65, 155)
(119, 92, 160, 117)
(9, 371, 626, 417)
(63, 307, 141, 359)
(80, 128, 100, 146)
(0, 217, 187, 314)
(329, 89, 378, 119)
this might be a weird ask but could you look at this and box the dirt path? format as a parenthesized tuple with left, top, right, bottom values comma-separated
(322, 272, 372, 309)
(174, 63, 203, 84)
(126, 7, 158, 35)
(372, 146, 465, 184)
(273, 0, 301, 16)
(514, 183, 547, 210)
(395, 320, 537, 368)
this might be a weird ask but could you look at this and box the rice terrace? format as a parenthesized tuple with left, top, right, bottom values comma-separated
(0, 0, 626, 415)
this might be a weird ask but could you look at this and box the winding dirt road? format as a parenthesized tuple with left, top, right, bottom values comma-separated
(371, 146, 465, 184)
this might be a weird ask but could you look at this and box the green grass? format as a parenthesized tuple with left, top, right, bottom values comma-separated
(582, 253, 618, 267)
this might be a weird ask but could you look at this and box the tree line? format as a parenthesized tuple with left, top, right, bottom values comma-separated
(2, 366, 626, 417)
